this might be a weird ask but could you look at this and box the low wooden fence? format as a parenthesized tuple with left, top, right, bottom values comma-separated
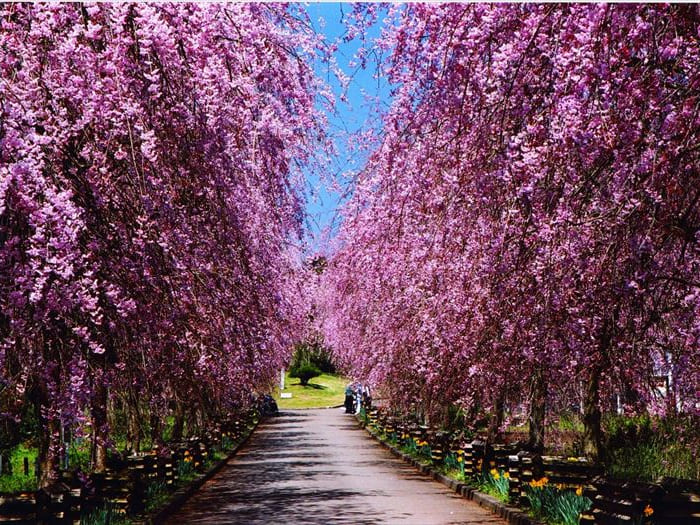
(0, 415, 256, 524)
(579, 476, 700, 524)
(365, 407, 700, 524)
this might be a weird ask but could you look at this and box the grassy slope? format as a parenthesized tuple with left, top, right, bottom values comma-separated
(274, 372, 347, 409)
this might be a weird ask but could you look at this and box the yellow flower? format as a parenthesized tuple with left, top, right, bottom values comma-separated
(184, 456, 193, 463)
(493, 473, 500, 480)
(644, 505, 654, 517)
(490, 468, 499, 477)
(457, 456, 463, 463)
(576, 486, 583, 496)
(503, 472, 510, 479)
(529, 477, 548, 489)
(556, 483, 565, 490)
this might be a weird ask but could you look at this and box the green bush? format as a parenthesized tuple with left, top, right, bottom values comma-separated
(289, 363, 322, 386)
(289, 342, 335, 374)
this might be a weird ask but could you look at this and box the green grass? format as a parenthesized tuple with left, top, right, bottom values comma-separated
(81, 501, 132, 525)
(144, 480, 170, 513)
(609, 441, 699, 481)
(274, 372, 347, 409)
(604, 413, 700, 481)
(0, 443, 38, 493)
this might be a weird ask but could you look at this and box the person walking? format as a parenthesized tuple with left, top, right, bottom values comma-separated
(362, 384, 372, 411)
(344, 384, 354, 414)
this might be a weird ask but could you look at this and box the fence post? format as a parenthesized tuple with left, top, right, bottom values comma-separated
(508, 454, 521, 504)
(465, 439, 485, 479)
(518, 451, 541, 507)
(37, 482, 71, 525)
(128, 459, 147, 516)
(59, 470, 82, 525)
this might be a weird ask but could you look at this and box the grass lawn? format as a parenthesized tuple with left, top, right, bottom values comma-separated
(0, 444, 38, 493)
(274, 372, 347, 409)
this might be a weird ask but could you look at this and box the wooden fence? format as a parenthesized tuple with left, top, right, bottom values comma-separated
(0, 414, 256, 524)
(579, 476, 700, 524)
(366, 407, 700, 524)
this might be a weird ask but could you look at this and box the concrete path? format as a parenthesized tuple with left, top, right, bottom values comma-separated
(170, 409, 506, 524)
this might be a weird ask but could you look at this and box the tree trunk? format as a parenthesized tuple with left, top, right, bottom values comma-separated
(92, 381, 109, 473)
(171, 403, 185, 443)
(38, 418, 60, 488)
(188, 407, 202, 438)
(126, 398, 141, 453)
(528, 370, 547, 453)
(487, 395, 505, 443)
(582, 366, 603, 462)
(32, 384, 59, 488)
(150, 412, 163, 447)
(129, 411, 141, 453)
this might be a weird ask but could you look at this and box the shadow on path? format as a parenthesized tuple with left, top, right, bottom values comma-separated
(170, 409, 506, 524)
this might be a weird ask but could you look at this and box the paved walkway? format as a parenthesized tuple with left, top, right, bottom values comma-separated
(170, 409, 506, 524)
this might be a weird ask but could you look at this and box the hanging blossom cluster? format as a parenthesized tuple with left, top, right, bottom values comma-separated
(1, 3, 322, 480)
(320, 4, 700, 427)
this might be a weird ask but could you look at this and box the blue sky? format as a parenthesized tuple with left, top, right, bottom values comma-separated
(302, 3, 392, 252)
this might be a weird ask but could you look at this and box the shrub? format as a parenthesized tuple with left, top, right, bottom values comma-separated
(289, 342, 335, 374)
(289, 363, 322, 386)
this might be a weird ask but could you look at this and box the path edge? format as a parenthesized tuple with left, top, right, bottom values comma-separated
(137, 418, 262, 525)
(360, 421, 544, 525)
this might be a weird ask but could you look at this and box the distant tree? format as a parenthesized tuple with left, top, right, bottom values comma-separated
(290, 341, 336, 375)
(289, 363, 322, 386)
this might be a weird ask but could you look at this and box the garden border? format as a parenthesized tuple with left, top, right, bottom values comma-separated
(135, 418, 261, 525)
(360, 421, 543, 525)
